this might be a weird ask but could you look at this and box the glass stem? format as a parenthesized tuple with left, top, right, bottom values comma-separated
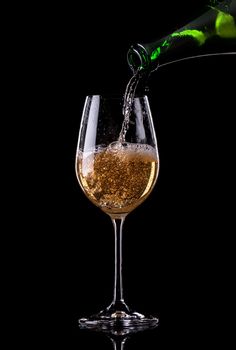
(111, 217, 125, 306)
(110, 337, 127, 350)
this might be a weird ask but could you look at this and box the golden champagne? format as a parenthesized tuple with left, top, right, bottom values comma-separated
(76, 143, 159, 216)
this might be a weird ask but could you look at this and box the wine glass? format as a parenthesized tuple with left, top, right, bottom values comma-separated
(75, 94, 159, 329)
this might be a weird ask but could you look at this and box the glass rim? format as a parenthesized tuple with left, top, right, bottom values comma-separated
(85, 94, 148, 99)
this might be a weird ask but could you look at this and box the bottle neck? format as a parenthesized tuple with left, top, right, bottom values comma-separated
(127, 0, 236, 72)
(127, 44, 152, 72)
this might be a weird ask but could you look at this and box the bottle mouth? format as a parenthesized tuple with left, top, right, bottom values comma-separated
(127, 44, 150, 72)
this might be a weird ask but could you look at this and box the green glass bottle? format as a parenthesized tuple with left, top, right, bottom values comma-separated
(127, 0, 236, 72)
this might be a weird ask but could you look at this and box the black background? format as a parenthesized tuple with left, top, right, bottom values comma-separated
(14, 0, 235, 347)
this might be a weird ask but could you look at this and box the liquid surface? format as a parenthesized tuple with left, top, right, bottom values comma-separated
(76, 143, 159, 216)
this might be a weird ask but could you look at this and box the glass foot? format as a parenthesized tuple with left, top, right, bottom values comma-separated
(79, 304, 158, 331)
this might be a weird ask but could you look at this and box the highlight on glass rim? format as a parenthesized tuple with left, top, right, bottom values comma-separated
(127, 0, 236, 72)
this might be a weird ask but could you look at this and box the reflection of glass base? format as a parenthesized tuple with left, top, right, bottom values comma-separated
(79, 304, 158, 331)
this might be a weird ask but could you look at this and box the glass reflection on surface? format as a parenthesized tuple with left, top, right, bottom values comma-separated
(79, 322, 159, 350)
